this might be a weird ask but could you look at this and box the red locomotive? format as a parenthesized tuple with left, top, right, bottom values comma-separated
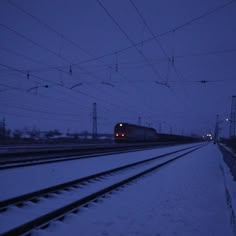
(114, 123, 158, 142)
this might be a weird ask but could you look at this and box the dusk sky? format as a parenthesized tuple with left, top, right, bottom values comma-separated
(0, 0, 235, 136)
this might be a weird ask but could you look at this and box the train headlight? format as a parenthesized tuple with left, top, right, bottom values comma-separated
(119, 123, 123, 127)
(116, 133, 119, 137)
(121, 133, 125, 137)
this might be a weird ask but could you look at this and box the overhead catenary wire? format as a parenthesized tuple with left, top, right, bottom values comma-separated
(0, 55, 164, 125)
(2, 45, 236, 75)
(129, 0, 173, 86)
(3, 0, 235, 73)
(175, 47, 236, 59)
(80, 0, 236, 68)
(0, 82, 93, 112)
(2, 0, 235, 130)
(129, 0, 170, 60)
(1, 5, 171, 121)
(0, 63, 158, 120)
(7, 0, 91, 57)
(0, 47, 129, 114)
(6, 0, 131, 84)
(1, 4, 144, 115)
(0, 110, 81, 123)
(0, 64, 112, 115)
(0, 23, 104, 83)
(0, 46, 168, 73)
(0, 102, 81, 117)
(0, 81, 115, 118)
(96, 0, 167, 86)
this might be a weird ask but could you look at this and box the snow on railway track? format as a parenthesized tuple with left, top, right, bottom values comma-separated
(0, 146, 157, 170)
(0, 143, 206, 235)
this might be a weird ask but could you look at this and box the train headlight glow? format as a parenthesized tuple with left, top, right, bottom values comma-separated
(121, 133, 125, 137)
(116, 133, 119, 137)
(119, 123, 123, 127)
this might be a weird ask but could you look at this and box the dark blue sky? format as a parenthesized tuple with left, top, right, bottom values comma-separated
(0, 0, 235, 136)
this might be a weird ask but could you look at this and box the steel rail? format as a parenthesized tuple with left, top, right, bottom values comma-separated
(0, 143, 202, 210)
(0, 144, 206, 235)
(0, 144, 171, 170)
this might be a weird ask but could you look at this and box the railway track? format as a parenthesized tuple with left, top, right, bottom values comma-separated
(0, 143, 177, 170)
(0, 143, 206, 236)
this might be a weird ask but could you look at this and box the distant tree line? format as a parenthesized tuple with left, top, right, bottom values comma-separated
(0, 118, 113, 144)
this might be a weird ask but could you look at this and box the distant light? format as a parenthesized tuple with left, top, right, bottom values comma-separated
(226, 118, 229, 122)
(119, 123, 123, 127)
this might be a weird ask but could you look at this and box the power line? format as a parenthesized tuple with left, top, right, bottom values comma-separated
(1, 0, 234, 129)
(0, 102, 81, 117)
(0, 46, 168, 73)
(0, 63, 154, 119)
(0, 23, 64, 61)
(96, 0, 166, 86)
(7, 0, 91, 57)
(3, 0, 233, 73)
(129, 0, 173, 86)
(0, 82, 94, 114)
(6, 0, 131, 85)
(3, 44, 236, 74)
(4, 0, 234, 77)
(0, 46, 77, 79)
(173, 0, 236, 32)
(0, 15, 173, 119)
(0, 47, 49, 68)
(0, 81, 116, 118)
(0, 24, 135, 110)
(0, 110, 80, 123)
(175, 48, 236, 59)
(0, 63, 113, 115)
(129, 0, 169, 60)
(0, 23, 105, 82)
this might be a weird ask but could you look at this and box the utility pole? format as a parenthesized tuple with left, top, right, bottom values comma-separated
(0, 118, 6, 143)
(170, 126, 173, 134)
(214, 114, 220, 142)
(138, 116, 141, 126)
(230, 95, 236, 138)
(159, 123, 162, 133)
(92, 103, 97, 140)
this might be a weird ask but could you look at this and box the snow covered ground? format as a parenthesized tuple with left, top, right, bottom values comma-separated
(25, 143, 234, 236)
(0, 143, 200, 200)
(1, 143, 235, 236)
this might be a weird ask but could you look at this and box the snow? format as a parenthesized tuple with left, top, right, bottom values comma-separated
(218, 144, 236, 234)
(0, 147, 197, 234)
(29, 143, 234, 236)
(1, 143, 235, 236)
(0, 143, 200, 200)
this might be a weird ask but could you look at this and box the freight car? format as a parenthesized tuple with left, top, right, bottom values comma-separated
(114, 122, 201, 143)
(114, 123, 158, 142)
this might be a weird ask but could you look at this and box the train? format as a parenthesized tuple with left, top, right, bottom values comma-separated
(114, 122, 201, 143)
(114, 123, 157, 142)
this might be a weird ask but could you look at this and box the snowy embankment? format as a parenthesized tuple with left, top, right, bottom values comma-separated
(29, 144, 236, 235)
(218, 143, 236, 233)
